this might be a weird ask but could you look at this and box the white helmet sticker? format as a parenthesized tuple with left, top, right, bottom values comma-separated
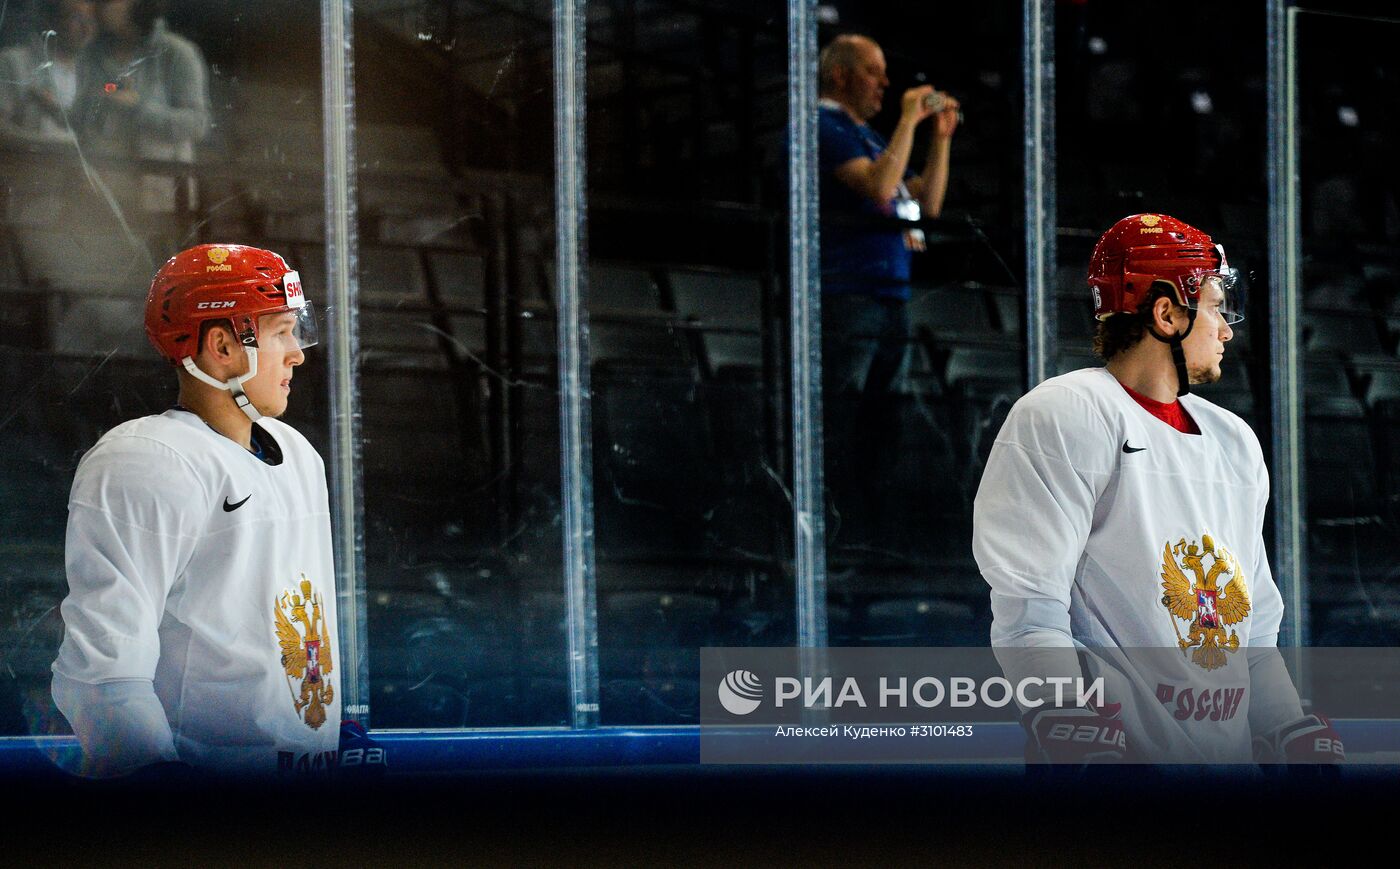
(283, 271, 306, 309)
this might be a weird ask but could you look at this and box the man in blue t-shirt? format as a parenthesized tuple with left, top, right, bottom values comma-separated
(818, 33, 960, 545)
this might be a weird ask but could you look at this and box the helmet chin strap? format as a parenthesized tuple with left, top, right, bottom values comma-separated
(1147, 309, 1197, 397)
(180, 346, 264, 422)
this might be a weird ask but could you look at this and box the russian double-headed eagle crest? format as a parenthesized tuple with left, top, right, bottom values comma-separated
(1160, 535, 1251, 671)
(274, 575, 335, 729)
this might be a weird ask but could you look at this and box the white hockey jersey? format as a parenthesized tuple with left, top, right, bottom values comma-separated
(52, 409, 340, 776)
(973, 367, 1304, 762)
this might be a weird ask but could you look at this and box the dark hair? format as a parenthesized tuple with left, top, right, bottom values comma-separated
(1093, 283, 1181, 360)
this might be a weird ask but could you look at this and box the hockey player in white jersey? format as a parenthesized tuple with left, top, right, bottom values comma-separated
(973, 214, 1343, 765)
(51, 243, 341, 777)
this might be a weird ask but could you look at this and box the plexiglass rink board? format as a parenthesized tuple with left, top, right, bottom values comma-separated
(1296, 9, 1400, 646)
(351, 0, 568, 728)
(586, 0, 797, 724)
(814, 2, 1024, 649)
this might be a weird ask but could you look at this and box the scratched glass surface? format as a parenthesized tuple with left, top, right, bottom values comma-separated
(341, 0, 568, 729)
(813, 3, 1024, 650)
(1295, 11, 1400, 645)
(586, 0, 796, 724)
(0, 1, 333, 736)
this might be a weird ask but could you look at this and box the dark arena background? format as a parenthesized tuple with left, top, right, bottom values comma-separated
(1, 0, 1399, 861)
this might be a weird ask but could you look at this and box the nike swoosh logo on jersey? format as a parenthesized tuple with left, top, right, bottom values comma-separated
(223, 494, 252, 512)
(1122, 441, 1146, 454)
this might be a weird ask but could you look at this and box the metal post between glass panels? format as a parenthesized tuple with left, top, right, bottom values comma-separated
(789, 0, 827, 651)
(1267, 0, 1306, 648)
(554, 0, 601, 728)
(322, 0, 369, 725)
(1023, 0, 1056, 388)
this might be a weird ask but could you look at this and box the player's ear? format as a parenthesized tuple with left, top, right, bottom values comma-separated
(199, 320, 237, 363)
(1150, 295, 1180, 336)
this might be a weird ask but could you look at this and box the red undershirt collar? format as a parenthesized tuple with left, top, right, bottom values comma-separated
(1116, 379, 1200, 435)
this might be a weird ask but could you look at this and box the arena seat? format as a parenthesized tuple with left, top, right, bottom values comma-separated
(359, 245, 427, 305)
(357, 124, 449, 179)
(909, 284, 1001, 345)
(944, 345, 1021, 390)
(591, 263, 666, 316)
(1305, 357, 1365, 418)
(590, 320, 692, 367)
(1363, 366, 1400, 410)
(361, 310, 488, 363)
(228, 82, 323, 164)
(1303, 266, 1366, 311)
(224, 85, 325, 242)
(984, 286, 1022, 336)
(12, 227, 159, 296)
(425, 251, 487, 309)
(1304, 309, 1385, 357)
(667, 268, 765, 375)
(1305, 412, 1380, 519)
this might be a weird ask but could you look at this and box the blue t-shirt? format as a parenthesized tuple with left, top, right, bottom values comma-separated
(819, 104, 913, 300)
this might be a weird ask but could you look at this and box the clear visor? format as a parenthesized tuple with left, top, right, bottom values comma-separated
(1181, 268, 1245, 325)
(257, 302, 320, 354)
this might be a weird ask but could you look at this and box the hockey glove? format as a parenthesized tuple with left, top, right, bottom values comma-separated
(1023, 702, 1126, 765)
(336, 719, 389, 779)
(1253, 714, 1345, 764)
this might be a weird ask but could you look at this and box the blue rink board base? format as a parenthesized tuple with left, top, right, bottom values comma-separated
(1, 720, 1398, 777)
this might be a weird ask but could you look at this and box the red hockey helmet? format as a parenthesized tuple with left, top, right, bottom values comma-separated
(145, 243, 317, 365)
(1087, 214, 1243, 324)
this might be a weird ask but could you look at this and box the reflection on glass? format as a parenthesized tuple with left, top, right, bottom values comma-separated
(0, 2, 328, 738)
(1297, 11, 1400, 646)
(817, 6, 1022, 648)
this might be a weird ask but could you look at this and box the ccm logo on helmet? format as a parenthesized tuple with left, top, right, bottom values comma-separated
(195, 300, 237, 310)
